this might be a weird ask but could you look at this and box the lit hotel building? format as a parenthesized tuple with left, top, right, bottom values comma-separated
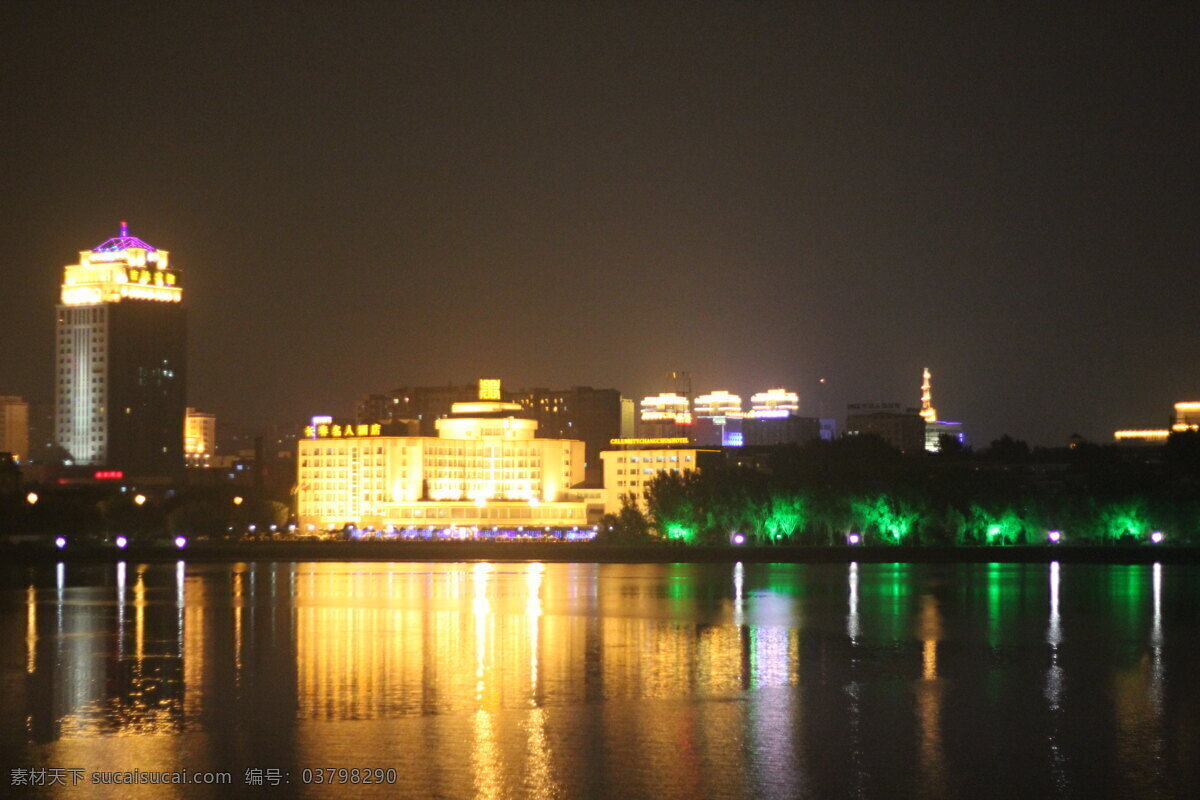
(297, 394, 586, 532)
(55, 223, 186, 478)
(599, 440, 721, 514)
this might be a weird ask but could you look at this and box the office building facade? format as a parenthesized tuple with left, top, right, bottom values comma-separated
(55, 224, 186, 477)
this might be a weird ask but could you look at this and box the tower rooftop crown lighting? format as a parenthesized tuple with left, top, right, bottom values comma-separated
(60, 221, 181, 306)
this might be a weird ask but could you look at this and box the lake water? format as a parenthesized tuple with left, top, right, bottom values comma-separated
(0, 560, 1197, 799)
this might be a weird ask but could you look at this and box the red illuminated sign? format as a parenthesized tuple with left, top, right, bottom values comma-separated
(93, 471, 124, 480)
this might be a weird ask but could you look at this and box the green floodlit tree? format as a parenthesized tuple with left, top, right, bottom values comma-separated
(645, 471, 703, 543)
(850, 494, 921, 544)
(967, 505, 1027, 546)
(631, 437, 1200, 547)
(1096, 499, 1153, 543)
(760, 492, 807, 543)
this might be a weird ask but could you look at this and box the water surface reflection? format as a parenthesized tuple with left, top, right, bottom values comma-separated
(1, 561, 1198, 799)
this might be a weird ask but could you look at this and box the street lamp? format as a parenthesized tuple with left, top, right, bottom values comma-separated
(233, 496, 244, 506)
(134, 494, 146, 506)
(26, 492, 38, 505)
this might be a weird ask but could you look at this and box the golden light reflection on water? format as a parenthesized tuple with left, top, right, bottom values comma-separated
(7, 561, 1196, 800)
(915, 593, 946, 800)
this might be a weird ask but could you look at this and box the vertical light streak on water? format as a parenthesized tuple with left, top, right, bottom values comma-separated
(916, 594, 946, 799)
(472, 563, 500, 800)
(116, 561, 126, 661)
(233, 569, 244, 677)
(176, 560, 185, 655)
(523, 563, 558, 799)
(846, 562, 865, 796)
(248, 564, 257, 656)
(184, 565, 204, 719)
(733, 561, 745, 628)
(55, 562, 64, 638)
(747, 627, 803, 799)
(135, 566, 146, 665)
(25, 584, 36, 674)
(473, 706, 501, 800)
(1149, 562, 1164, 729)
(1045, 561, 1066, 794)
(847, 562, 860, 643)
(527, 563, 543, 700)
(474, 562, 492, 703)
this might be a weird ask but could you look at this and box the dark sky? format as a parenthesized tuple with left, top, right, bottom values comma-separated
(2, 2, 1196, 446)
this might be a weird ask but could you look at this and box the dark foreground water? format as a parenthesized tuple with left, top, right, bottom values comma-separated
(0, 561, 1197, 799)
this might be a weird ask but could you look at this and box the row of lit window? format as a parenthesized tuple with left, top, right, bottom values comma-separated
(614, 454, 690, 464)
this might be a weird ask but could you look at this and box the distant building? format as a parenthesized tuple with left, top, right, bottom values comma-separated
(513, 386, 622, 485)
(749, 389, 799, 418)
(0, 396, 29, 463)
(361, 380, 623, 486)
(0, 452, 19, 494)
(184, 408, 217, 468)
(926, 420, 965, 451)
(640, 392, 692, 425)
(1172, 401, 1200, 431)
(620, 398, 636, 439)
(297, 393, 586, 532)
(845, 403, 925, 453)
(54, 223, 186, 479)
(1114, 400, 1200, 444)
(599, 444, 721, 515)
(742, 415, 820, 446)
(691, 390, 743, 447)
(1113, 430, 1169, 445)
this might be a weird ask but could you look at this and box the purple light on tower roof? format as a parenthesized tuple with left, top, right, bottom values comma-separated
(93, 220, 156, 252)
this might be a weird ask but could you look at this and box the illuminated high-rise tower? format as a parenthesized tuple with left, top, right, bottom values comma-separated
(55, 223, 186, 477)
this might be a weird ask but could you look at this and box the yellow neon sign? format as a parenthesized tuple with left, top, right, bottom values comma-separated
(609, 437, 690, 446)
(479, 378, 501, 400)
(305, 423, 384, 438)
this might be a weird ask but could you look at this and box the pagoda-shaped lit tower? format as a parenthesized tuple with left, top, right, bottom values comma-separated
(919, 367, 964, 452)
(920, 368, 937, 423)
(55, 223, 186, 477)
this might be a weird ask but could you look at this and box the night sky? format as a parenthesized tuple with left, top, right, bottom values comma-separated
(2, 3, 1196, 446)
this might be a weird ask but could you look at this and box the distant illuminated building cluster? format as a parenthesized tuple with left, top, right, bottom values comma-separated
(637, 386, 826, 447)
(1114, 401, 1200, 444)
(297, 380, 587, 533)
